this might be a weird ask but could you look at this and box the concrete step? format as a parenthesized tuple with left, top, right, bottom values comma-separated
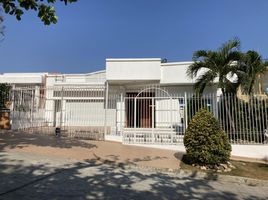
(124, 128, 175, 131)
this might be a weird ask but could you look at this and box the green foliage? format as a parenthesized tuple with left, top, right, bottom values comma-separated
(186, 94, 268, 143)
(184, 108, 231, 165)
(218, 96, 268, 143)
(239, 50, 267, 94)
(187, 38, 242, 95)
(0, 0, 77, 25)
(0, 83, 11, 109)
(188, 38, 267, 95)
(186, 94, 212, 123)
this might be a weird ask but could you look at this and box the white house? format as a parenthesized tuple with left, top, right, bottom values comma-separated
(0, 59, 217, 141)
(1, 58, 267, 145)
(105, 58, 218, 141)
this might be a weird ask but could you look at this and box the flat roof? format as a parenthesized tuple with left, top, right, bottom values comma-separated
(106, 58, 162, 62)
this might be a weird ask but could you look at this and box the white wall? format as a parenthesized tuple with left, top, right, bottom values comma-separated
(65, 101, 105, 126)
(0, 73, 46, 84)
(106, 58, 161, 82)
(116, 99, 125, 132)
(161, 61, 219, 87)
(161, 85, 217, 96)
(161, 62, 194, 84)
(106, 59, 219, 86)
(155, 98, 181, 128)
(46, 71, 106, 86)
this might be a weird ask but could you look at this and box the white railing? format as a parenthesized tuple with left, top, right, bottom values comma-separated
(186, 93, 268, 144)
(2, 85, 268, 145)
(122, 90, 268, 145)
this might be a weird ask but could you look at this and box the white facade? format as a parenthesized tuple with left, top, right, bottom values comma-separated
(1, 59, 268, 160)
(161, 62, 195, 84)
(0, 59, 217, 133)
(106, 58, 161, 83)
(0, 59, 217, 90)
(44, 71, 107, 128)
(0, 73, 47, 85)
(0, 60, 220, 134)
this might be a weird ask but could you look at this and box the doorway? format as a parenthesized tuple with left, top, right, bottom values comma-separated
(125, 92, 154, 128)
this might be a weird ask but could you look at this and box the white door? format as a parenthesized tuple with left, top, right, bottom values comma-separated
(65, 100, 105, 126)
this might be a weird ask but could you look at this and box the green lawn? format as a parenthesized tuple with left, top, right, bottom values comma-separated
(180, 156, 268, 180)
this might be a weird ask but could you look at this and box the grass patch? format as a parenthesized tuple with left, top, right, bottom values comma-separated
(181, 155, 268, 180)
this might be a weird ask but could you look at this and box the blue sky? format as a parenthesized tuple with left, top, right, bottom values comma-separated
(0, 0, 267, 73)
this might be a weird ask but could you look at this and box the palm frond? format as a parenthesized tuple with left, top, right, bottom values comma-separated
(239, 50, 266, 94)
(194, 71, 217, 94)
(192, 50, 208, 61)
(219, 38, 241, 56)
(226, 51, 243, 64)
(187, 62, 209, 79)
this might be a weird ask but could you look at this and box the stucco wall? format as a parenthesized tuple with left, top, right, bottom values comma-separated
(161, 62, 194, 84)
(106, 58, 161, 82)
(254, 71, 268, 93)
(0, 73, 46, 84)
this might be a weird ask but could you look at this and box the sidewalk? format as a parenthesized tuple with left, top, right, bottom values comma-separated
(1, 149, 267, 200)
(0, 132, 182, 170)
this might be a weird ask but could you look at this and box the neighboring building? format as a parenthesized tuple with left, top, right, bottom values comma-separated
(254, 67, 268, 94)
(236, 66, 268, 100)
(0, 72, 47, 88)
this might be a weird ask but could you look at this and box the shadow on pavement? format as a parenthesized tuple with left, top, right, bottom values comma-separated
(0, 132, 97, 150)
(0, 153, 266, 200)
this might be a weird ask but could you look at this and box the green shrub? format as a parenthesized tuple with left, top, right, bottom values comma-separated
(183, 108, 231, 165)
(0, 83, 11, 109)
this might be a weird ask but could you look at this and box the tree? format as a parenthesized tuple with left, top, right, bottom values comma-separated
(187, 38, 244, 132)
(0, 83, 11, 109)
(187, 38, 242, 95)
(183, 108, 231, 165)
(187, 39, 268, 138)
(239, 50, 268, 94)
(0, 0, 77, 25)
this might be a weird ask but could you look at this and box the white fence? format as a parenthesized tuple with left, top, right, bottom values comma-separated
(121, 87, 268, 145)
(186, 93, 268, 144)
(2, 85, 268, 144)
(8, 86, 113, 139)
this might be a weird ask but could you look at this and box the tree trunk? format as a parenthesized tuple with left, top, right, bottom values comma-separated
(222, 89, 236, 134)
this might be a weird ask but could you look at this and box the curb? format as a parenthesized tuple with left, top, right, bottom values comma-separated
(178, 168, 268, 187)
(92, 153, 268, 187)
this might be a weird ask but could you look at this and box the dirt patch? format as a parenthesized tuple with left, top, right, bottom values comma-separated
(180, 157, 268, 180)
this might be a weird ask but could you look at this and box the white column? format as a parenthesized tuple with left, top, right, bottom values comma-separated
(104, 81, 109, 136)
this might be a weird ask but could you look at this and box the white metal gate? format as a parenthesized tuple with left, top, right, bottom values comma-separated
(4, 85, 268, 144)
(122, 86, 186, 144)
(10, 86, 109, 140)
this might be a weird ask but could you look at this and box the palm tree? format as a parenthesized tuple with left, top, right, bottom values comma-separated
(187, 38, 244, 133)
(187, 38, 242, 95)
(239, 51, 268, 94)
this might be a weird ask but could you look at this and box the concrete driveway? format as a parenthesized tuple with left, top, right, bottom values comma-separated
(0, 132, 181, 170)
(0, 132, 268, 199)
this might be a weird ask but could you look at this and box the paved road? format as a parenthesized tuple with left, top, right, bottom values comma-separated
(0, 151, 268, 200)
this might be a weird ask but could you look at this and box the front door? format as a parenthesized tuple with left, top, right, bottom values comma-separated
(126, 92, 154, 128)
